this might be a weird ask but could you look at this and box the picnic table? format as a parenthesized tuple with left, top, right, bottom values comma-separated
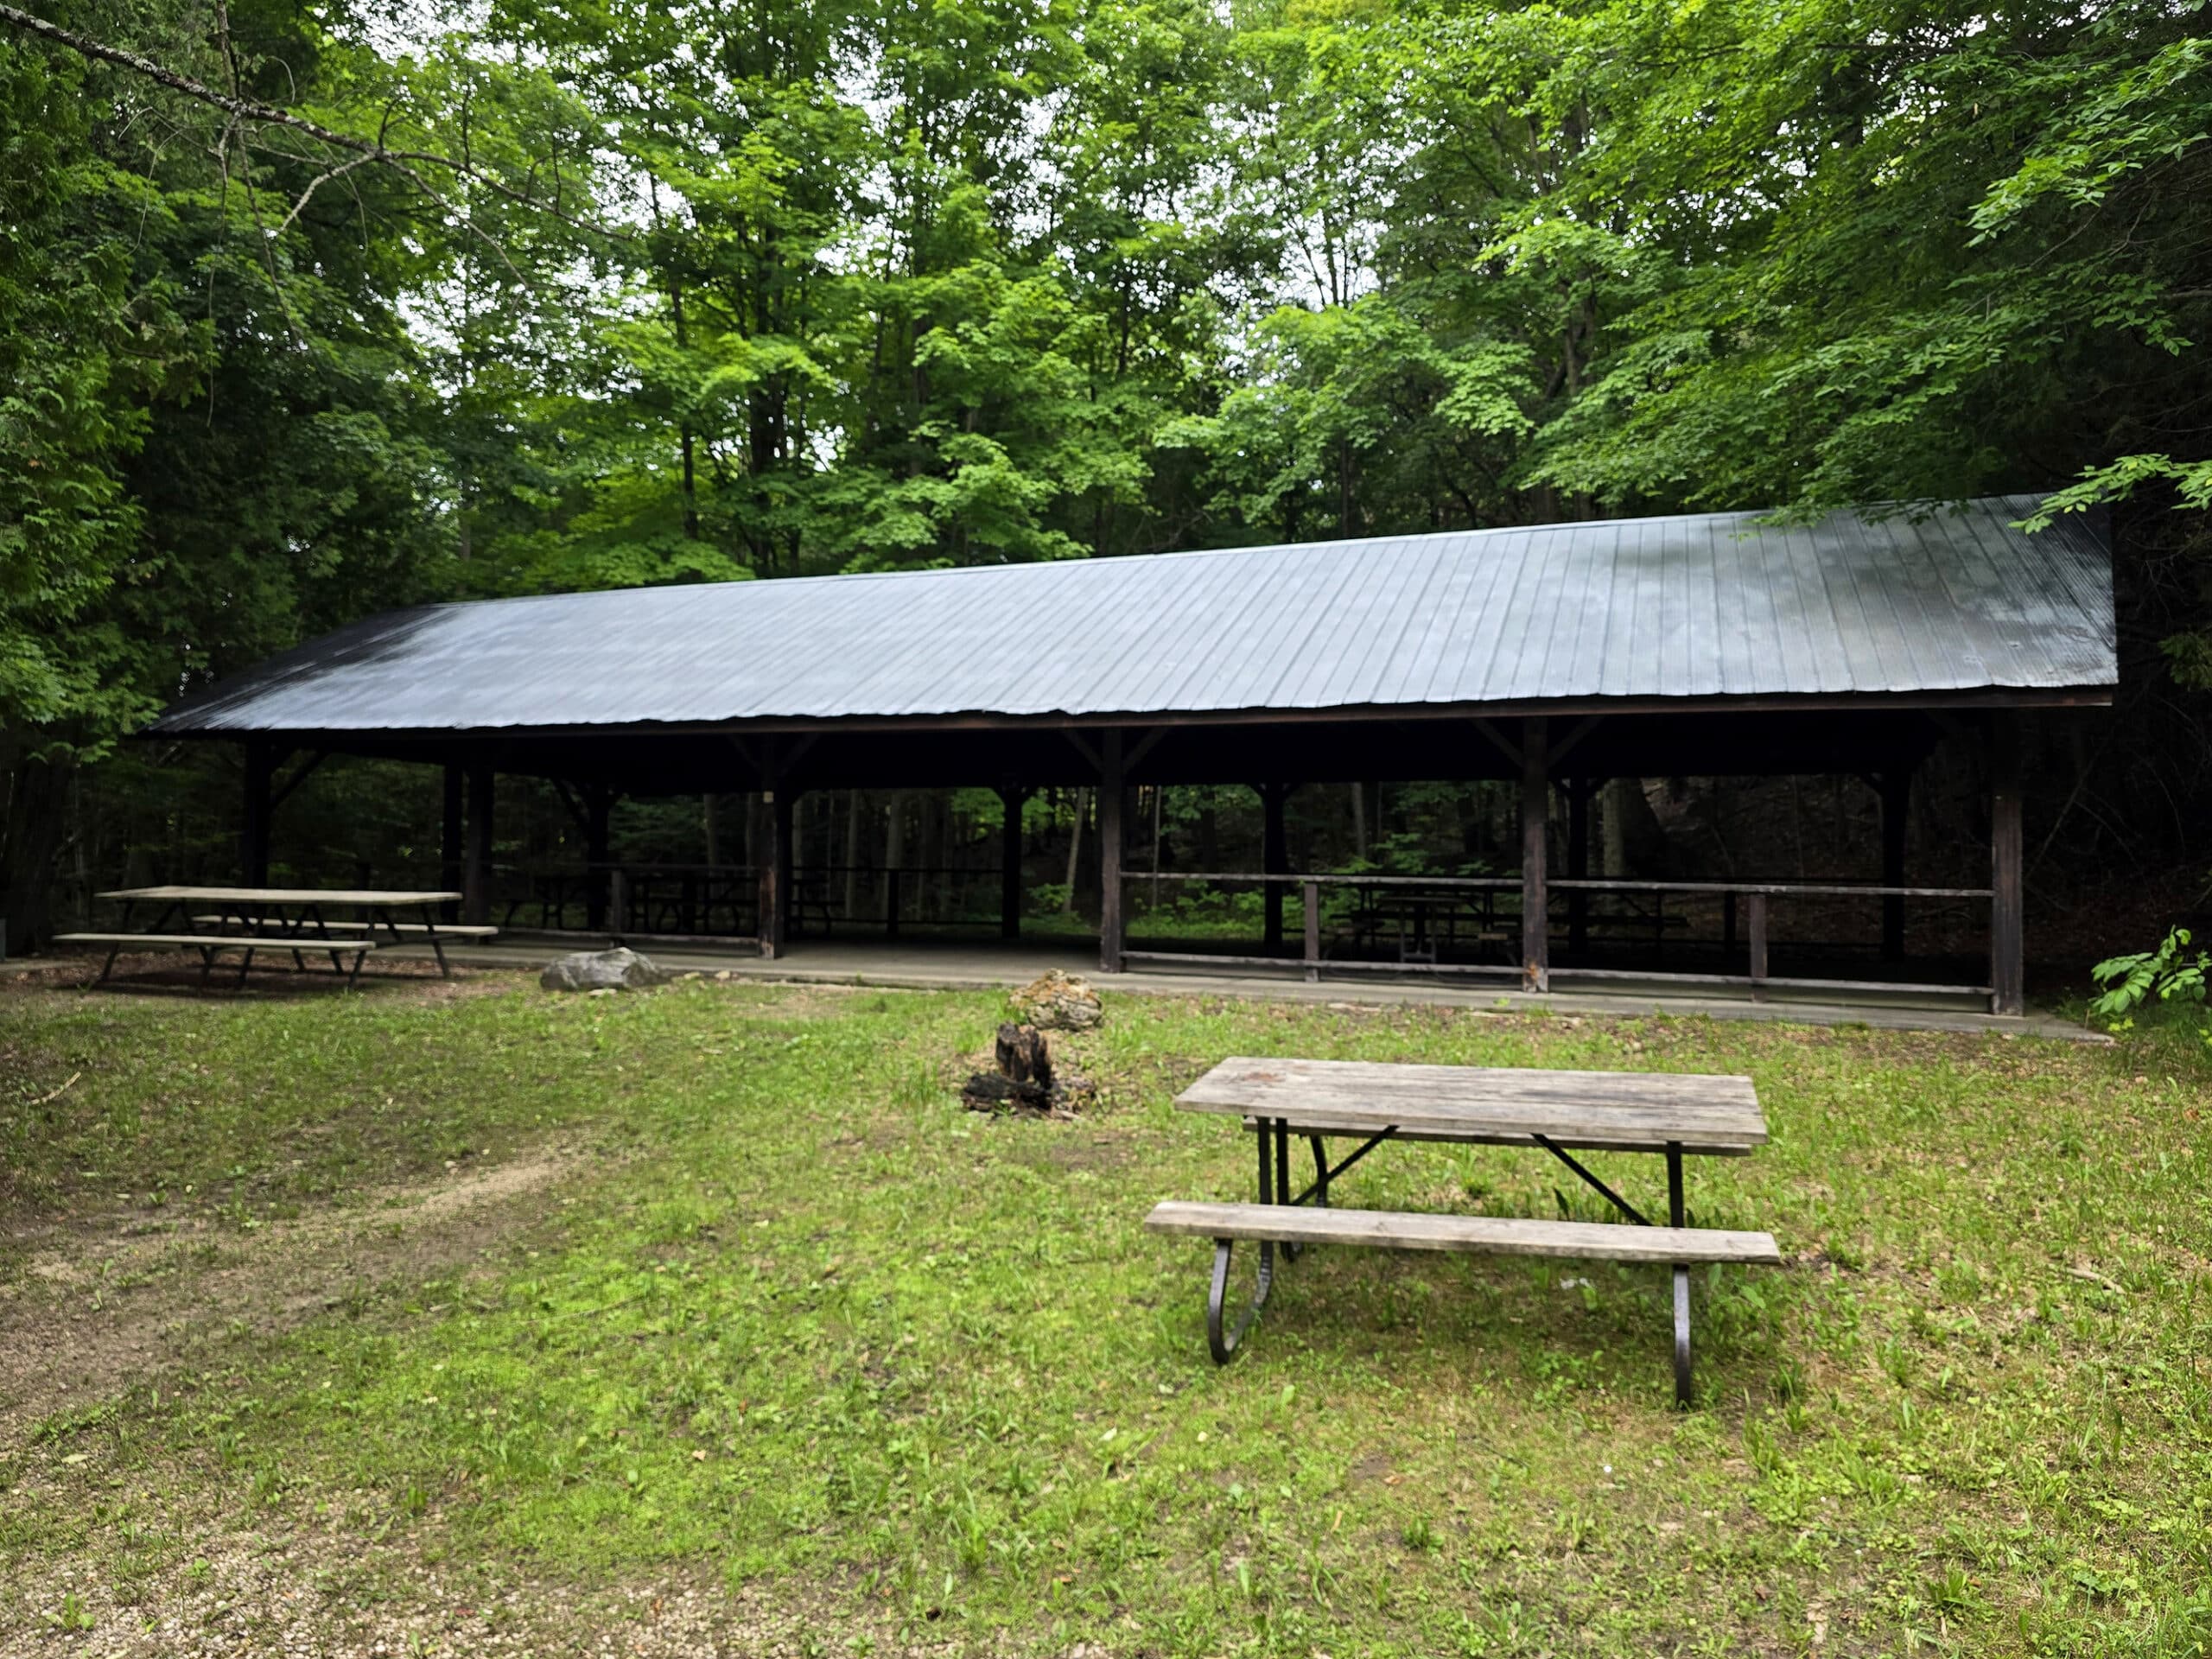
(1145, 1058, 1781, 1404)
(57, 887, 485, 988)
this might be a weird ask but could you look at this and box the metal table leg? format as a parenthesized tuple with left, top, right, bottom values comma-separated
(1669, 1141, 1692, 1408)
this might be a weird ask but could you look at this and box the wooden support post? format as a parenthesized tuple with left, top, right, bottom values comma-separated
(1746, 892, 1769, 997)
(1989, 715, 2024, 1016)
(585, 787, 612, 931)
(998, 785, 1026, 941)
(1566, 777, 1591, 957)
(1260, 783, 1289, 950)
(440, 765, 463, 924)
(241, 741, 276, 886)
(759, 780, 793, 960)
(1520, 718, 1549, 992)
(463, 763, 493, 926)
(1880, 771, 1910, 963)
(776, 790, 796, 944)
(1302, 879, 1321, 982)
(1099, 730, 1125, 972)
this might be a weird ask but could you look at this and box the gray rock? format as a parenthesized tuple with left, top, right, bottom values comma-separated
(1010, 969, 1104, 1031)
(539, 946, 666, 992)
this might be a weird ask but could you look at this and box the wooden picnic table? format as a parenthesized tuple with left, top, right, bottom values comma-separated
(59, 887, 477, 988)
(1147, 1058, 1780, 1404)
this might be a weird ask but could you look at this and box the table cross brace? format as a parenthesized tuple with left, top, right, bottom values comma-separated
(1531, 1134, 1651, 1227)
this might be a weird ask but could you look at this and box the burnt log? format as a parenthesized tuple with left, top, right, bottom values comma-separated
(995, 1021, 1052, 1089)
(963, 1021, 1066, 1112)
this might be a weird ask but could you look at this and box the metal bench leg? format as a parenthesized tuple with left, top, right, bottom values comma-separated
(196, 948, 215, 988)
(98, 944, 121, 987)
(346, 949, 367, 989)
(1308, 1136, 1330, 1206)
(1673, 1266, 1693, 1408)
(1274, 1119, 1304, 1260)
(1668, 1140, 1692, 1408)
(234, 947, 256, 988)
(1207, 1236, 1274, 1363)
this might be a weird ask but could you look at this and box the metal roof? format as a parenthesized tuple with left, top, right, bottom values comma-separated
(151, 496, 2114, 735)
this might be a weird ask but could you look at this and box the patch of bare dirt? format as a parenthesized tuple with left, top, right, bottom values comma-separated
(2, 950, 518, 1004)
(0, 1490, 1021, 1658)
(0, 1149, 581, 1446)
(0, 1525, 976, 1657)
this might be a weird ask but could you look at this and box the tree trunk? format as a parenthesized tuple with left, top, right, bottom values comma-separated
(843, 790, 863, 920)
(2, 753, 70, 950)
(883, 791, 906, 922)
(1602, 778, 1630, 877)
(1063, 788, 1088, 913)
(919, 791, 944, 920)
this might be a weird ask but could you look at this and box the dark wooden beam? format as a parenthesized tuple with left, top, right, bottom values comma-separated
(1062, 728, 1103, 773)
(585, 786, 613, 931)
(1989, 715, 2024, 1015)
(1548, 715, 1603, 770)
(1521, 717, 1549, 992)
(1566, 776, 1592, 957)
(1880, 769, 1911, 962)
(1258, 782, 1292, 950)
(1471, 716, 1521, 770)
(463, 763, 494, 926)
(241, 741, 278, 886)
(758, 741, 792, 958)
(550, 779, 591, 839)
(440, 765, 463, 923)
(268, 748, 328, 810)
(1098, 730, 1125, 972)
(998, 784, 1028, 941)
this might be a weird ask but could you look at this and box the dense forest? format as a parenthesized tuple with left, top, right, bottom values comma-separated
(3, 0, 2209, 953)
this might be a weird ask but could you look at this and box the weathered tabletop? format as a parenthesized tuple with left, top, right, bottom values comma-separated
(1163, 1057, 1775, 1397)
(1176, 1056, 1766, 1154)
(99, 887, 462, 906)
(89, 887, 470, 981)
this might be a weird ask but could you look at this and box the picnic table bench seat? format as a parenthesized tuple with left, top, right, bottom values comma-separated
(189, 913, 499, 938)
(54, 932, 380, 988)
(1146, 1202, 1783, 1265)
(1154, 1057, 1782, 1404)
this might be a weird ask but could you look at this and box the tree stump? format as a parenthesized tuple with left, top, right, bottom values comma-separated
(963, 1021, 1064, 1112)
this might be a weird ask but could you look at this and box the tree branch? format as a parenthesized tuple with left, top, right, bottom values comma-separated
(0, 1, 626, 245)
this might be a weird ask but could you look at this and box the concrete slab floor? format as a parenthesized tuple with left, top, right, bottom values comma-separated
(387, 931, 2107, 1044)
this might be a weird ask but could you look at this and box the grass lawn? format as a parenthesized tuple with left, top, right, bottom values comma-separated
(1, 968, 2207, 1656)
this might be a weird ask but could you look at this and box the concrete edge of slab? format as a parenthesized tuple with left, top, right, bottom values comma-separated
(385, 944, 2109, 1045)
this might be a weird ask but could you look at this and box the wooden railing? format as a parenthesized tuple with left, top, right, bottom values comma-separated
(1116, 869, 1999, 1004)
(508, 861, 1007, 940)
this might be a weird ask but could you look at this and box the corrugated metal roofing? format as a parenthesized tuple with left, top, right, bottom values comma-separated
(151, 495, 2114, 734)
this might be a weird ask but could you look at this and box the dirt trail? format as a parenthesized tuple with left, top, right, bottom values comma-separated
(0, 1150, 579, 1443)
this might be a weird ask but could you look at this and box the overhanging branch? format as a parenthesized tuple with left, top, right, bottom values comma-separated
(0, 2, 626, 246)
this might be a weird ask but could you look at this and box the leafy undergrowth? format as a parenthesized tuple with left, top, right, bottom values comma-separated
(2, 976, 2209, 1654)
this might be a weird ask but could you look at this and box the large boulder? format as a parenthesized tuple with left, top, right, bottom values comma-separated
(1011, 969, 1103, 1031)
(540, 946, 666, 992)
